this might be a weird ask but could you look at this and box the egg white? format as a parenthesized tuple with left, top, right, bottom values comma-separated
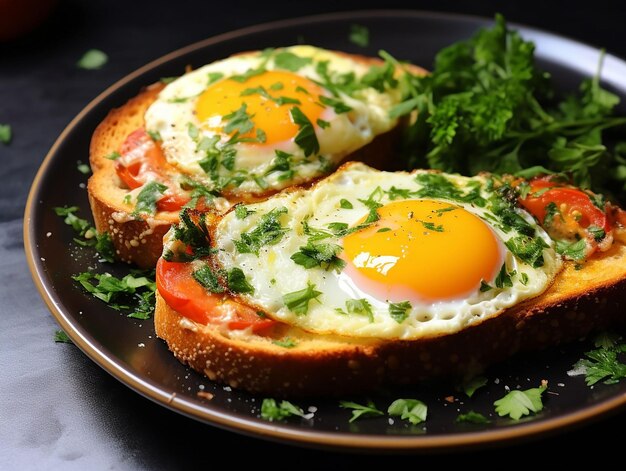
(144, 46, 403, 194)
(213, 163, 562, 340)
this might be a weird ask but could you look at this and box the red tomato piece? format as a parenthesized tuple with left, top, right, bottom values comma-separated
(156, 258, 275, 332)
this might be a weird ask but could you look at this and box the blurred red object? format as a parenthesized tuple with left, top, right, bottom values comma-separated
(0, 0, 58, 41)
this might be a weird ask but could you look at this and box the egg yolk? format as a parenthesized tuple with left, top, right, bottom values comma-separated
(342, 200, 503, 302)
(195, 70, 325, 146)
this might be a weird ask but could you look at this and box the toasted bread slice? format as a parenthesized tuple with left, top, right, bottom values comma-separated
(87, 53, 426, 268)
(155, 242, 626, 396)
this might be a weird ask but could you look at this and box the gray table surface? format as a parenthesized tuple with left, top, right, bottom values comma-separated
(2, 0, 625, 468)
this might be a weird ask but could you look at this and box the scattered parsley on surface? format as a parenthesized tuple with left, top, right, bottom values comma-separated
(387, 399, 428, 425)
(570, 333, 626, 385)
(0, 124, 12, 144)
(349, 24, 370, 47)
(339, 400, 384, 422)
(54, 330, 73, 344)
(456, 411, 491, 424)
(494, 385, 547, 420)
(77, 49, 108, 70)
(260, 399, 307, 421)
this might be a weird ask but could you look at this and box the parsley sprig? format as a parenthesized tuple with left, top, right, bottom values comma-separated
(397, 14, 626, 201)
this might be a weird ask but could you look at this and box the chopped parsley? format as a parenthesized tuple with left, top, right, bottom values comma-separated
(192, 264, 224, 293)
(223, 104, 255, 136)
(317, 119, 330, 129)
(387, 399, 428, 425)
(170, 209, 211, 261)
(494, 264, 514, 289)
(335, 299, 374, 322)
(105, 151, 121, 160)
(339, 199, 353, 209)
(273, 51, 312, 72)
(459, 376, 488, 398)
(587, 225, 606, 242)
(147, 130, 161, 141)
(0, 124, 12, 144)
(417, 220, 444, 232)
(319, 95, 352, 114)
(494, 385, 547, 420)
(233, 207, 288, 255)
(77, 49, 108, 70)
(54, 330, 73, 344)
(290, 107, 319, 157)
(260, 398, 307, 421)
(54, 206, 115, 262)
(131, 181, 167, 217)
(388, 301, 411, 323)
(207, 72, 224, 85)
(272, 337, 297, 348)
(349, 24, 369, 47)
(456, 411, 491, 424)
(290, 241, 345, 272)
(504, 235, 547, 268)
(226, 267, 254, 294)
(570, 335, 626, 385)
(282, 282, 322, 315)
(556, 238, 587, 260)
(77, 162, 91, 174)
(234, 205, 254, 219)
(339, 400, 384, 422)
(72, 270, 156, 319)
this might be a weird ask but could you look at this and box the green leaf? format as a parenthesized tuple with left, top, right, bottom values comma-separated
(340, 198, 353, 209)
(77, 49, 108, 69)
(319, 95, 352, 114)
(54, 330, 73, 344)
(72, 270, 156, 319)
(460, 376, 488, 398)
(272, 337, 297, 348)
(234, 205, 254, 219)
(291, 241, 345, 272)
(456, 411, 491, 424)
(339, 400, 384, 422)
(387, 399, 428, 425)
(494, 385, 546, 420)
(290, 107, 320, 157)
(131, 181, 167, 217)
(192, 264, 225, 293)
(227, 268, 254, 294)
(260, 398, 307, 421)
(223, 104, 255, 135)
(0, 124, 12, 144)
(572, 340, 626, 386)
(233, 207, 288, 255)
(273, 51, 312, 72)
(282, 282, 322, 315)
(335, 299, 374, 322)
(555, 239, 587, 260)
(388, 301, 411, 323)
(349, 24, 369, 47)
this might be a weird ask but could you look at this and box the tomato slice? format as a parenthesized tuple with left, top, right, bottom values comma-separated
(115, 129, 191, 213)
(156, 258, 275, 332)
(519, 178, 612, 257)
(521, 179, 609, 231)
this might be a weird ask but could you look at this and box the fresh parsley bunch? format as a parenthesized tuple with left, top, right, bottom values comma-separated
(395, 14, 626, 201)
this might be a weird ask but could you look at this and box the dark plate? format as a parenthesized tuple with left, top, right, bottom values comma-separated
(24, 10, 626, 451)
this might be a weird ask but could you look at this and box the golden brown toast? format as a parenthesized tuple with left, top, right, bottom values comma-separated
(155, 233, 626, 397)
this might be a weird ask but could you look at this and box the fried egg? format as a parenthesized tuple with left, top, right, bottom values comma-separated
(212, 163, 562, 340)
(144, 46, 404, 194)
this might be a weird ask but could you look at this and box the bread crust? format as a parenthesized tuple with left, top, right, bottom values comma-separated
(155, 243, 626, 396)
(87, 54, 425, 268)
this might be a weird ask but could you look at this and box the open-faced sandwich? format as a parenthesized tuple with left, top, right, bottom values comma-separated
(154, 162, 626, 395)
(87, 46, 424, 267)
